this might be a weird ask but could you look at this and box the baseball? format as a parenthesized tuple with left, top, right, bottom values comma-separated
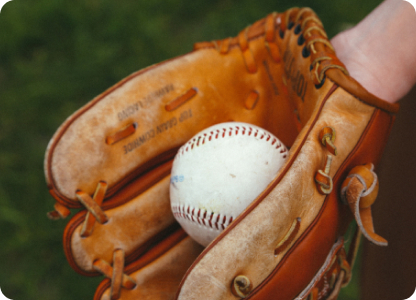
(169, 122, 288, 247)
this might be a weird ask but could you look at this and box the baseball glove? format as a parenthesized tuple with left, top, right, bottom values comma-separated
(45, 7, 399, 300)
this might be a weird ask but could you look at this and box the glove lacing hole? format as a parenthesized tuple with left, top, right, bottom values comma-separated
(294, 24, 302, 34)
(231, 275, 252, 298)
(297, 34, 305, 46)
(288, 21, 295, 30)
(302, 46, 310, 58)
(279, 28, 284, 39)
(315, 76, 326, 89)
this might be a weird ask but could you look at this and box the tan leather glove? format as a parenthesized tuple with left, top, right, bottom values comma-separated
(45, 7, 399, 300)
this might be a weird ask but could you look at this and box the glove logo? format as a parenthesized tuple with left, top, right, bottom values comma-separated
(0, 0, 12, 13)
(404, 0, 416, 11)
(405, 288, 416, 300)
(0, 288, 12, 300)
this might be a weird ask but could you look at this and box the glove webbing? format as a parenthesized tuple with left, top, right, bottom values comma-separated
(193, 8, 348, 87)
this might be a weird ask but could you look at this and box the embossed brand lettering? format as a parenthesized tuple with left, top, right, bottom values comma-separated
(123, 129, 155, 154)
(122, 109, 193, 155)
(142, 84, 174, 108)
(118, 103, 141, 122)
(283, 50, 307, 102)
(117, 84, 174, 121)
(157, 117, 177, 134)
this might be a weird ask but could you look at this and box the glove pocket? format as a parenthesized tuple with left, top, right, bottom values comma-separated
(174, 89, 395, 300)
(45, 27, 299, 212)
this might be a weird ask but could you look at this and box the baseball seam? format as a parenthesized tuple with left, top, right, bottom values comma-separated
(171, 204, 234, 231)
(176, 124, 288, 158)
(172, 124, 288, 231)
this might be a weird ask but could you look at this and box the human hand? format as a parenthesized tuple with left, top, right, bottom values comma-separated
(331, 0, 416, 103)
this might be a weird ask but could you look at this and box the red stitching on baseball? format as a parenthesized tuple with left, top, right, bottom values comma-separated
(171, 204, 235, 231)
(175, 124, 288, 161)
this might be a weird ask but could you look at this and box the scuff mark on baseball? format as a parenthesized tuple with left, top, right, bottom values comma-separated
(170, 122, 288, 247)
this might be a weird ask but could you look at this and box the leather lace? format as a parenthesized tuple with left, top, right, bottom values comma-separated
(76, 181, 109, 237)
(93, 249, 137, 300)
(193, 8, 348, 85)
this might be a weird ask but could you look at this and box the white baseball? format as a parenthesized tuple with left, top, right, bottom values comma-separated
(169, 122, 289, 247)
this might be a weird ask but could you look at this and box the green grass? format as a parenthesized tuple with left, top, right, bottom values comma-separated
(0, 0, 382, 299)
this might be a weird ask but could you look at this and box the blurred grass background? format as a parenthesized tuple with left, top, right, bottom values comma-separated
(0, 0, 383, 299)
